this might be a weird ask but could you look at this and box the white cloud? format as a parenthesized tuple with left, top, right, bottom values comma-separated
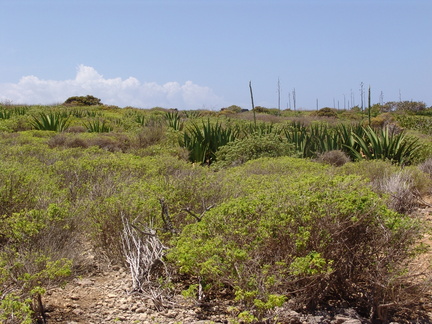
(0, 65, 224, 109)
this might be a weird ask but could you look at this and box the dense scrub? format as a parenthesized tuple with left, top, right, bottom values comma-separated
(171, 158, 428, 321)
(0, 103, 431, 322)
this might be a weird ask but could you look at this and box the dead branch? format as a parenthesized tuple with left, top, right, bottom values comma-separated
(159, 198, 176, 233)
(182, 204, 215, 222)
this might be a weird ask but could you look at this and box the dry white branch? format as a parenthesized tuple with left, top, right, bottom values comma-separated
(121, 212, 169, 305)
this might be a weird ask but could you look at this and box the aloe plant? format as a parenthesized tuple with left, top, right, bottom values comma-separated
(181, 119, 239, 164)
(31, 112, 70, 132)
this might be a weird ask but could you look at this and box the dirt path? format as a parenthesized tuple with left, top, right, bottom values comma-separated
(44, 265, 226, 323)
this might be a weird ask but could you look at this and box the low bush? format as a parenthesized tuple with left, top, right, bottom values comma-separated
(311, 107, 338, 118)
(0, 158, 76, 322)
(64, 95, 102, 106)
(169, 157, 428, 321)
(214, 133, 293, 168)
(135, 125, 166, 149)
(419, 158, 432, 178)
(374, 169, 420, 213)
(338, 160, 431, 213)
(315, 149, 350, 166)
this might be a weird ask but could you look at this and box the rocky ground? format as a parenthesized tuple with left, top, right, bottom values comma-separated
(42, 266, 371, 324)
(42, 201, 432, 324)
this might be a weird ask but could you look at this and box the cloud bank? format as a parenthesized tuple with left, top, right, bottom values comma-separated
(0, 65, 224, 109)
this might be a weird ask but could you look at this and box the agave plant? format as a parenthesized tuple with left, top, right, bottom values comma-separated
(83, 119, 112, 133)
(346, 126, 420, 165)
(0, 109, 12, 119)
(31, 112, 70, 132)
(283, 121, 309, 157)
(12, 106, 29, 116)
(165, 111, 183, 131)
(336, 124, 364, 160)
(183, 110, 202, 119)
(308, 123, 340, 155)
(135, 114, 146, 126)
(243, 122, 278, 137)
(68, 108, 87, 118)
(181, 119, 239, 164)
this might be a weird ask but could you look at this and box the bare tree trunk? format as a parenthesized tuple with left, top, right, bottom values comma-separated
(249, 81, 256, 127)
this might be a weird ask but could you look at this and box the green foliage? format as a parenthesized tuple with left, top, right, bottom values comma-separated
(281, 122, 419, 164)
(0, 106, 29, 120)
(183, 110, 202, 119)
(416, 107, 432, 116)
(222, 105, 243, 113)
(0, 293, 33, 324)
(396, 101, 427, 113)
(0, 103, 431, 322)
(242, 122, 278, 137)
(283, 122, 347, 158)
(253, 106, 281, 116)
(64, 95, 102, 106)
(312, 107, 338, 118)
(394, 114, 432, 135)
(346, 126, 420, 165)
(169, 157, 425, 319)
(181, 119, 240, 164)
(214, 133, 293, 168)
(283, 121, 308, 156)
(164, 111, 183, 131)
(134, 113, 146, 126)
(83, 119, 113, 133)
(0, 108, 12, 119)
(0, 151, 75, 322)
(30, 112, 70, 132)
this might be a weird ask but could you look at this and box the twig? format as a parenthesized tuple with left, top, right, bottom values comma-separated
(182, 205, 215, 222)
(159, 198, 176, 233)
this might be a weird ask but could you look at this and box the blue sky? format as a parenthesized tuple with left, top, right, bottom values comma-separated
(0, 0, 431, 110)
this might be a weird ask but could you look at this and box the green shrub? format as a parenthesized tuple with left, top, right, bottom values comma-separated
(221, 105, 243, 113)
(394, 115, 432, 135)
(214, 133, 293, 168)
(0, 156, 75, 323)
(311, 107, 338, 118)
(169, 157, 427, 321)
(64, 95, 102, 106)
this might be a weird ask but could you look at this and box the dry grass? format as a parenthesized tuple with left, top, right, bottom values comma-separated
(315, 150, 351, 167)
(419, 158, 432, 178)
(374, 170, 420, 214)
